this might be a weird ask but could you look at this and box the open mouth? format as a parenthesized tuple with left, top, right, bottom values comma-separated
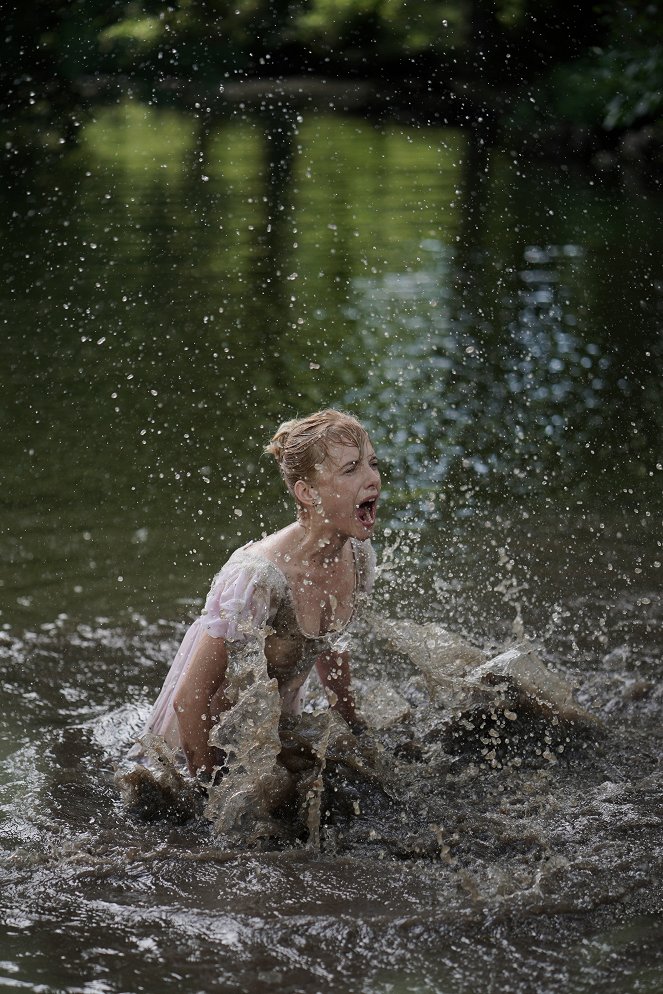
(356, 497, 378, 528)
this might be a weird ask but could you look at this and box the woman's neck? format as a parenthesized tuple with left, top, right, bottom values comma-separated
(291, 519, 349, 569)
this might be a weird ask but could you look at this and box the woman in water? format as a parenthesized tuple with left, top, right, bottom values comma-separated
(130, 409, 380, 785)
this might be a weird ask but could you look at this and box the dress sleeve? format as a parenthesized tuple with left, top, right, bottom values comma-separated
(201, 556, 276, 645)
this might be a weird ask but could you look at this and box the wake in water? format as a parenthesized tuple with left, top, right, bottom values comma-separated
(115, 611, 599, 850)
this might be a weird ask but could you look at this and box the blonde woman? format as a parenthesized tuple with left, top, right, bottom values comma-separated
(131, 409, 380, 783)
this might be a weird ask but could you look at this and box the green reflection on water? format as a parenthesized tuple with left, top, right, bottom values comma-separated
(2, 102, 661, 626)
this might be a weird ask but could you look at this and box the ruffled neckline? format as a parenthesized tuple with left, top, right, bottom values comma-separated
(235, 540, 359, 641)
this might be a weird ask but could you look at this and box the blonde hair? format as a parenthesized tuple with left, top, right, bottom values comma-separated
(265, 409, 368, 497)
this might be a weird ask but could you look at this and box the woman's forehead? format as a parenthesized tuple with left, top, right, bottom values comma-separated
(321, 439, 375, 467)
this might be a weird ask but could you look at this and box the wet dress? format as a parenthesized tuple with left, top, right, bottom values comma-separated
(130, 538, 376, 761)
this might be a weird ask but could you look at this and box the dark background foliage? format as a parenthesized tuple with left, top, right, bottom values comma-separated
(3, 1, 662, 167)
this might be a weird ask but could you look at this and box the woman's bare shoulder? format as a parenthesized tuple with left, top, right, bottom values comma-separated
(249, 522, 302, 566)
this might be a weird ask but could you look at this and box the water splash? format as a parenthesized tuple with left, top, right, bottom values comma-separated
(205, 646, 285, 839)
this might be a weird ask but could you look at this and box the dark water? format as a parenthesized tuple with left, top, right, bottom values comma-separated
(1, 102, 662, 992)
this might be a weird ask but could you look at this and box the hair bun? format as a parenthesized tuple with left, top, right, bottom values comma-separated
(264, 419, 296, 464)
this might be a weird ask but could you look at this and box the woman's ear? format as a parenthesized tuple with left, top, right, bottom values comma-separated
(294, 479, 318, 509)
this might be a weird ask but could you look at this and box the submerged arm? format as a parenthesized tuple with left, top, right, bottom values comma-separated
(315, 649, 366, 733)
(172, 632, 232, 778)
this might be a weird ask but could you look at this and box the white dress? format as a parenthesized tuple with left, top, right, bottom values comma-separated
(130, 538, 376, 757)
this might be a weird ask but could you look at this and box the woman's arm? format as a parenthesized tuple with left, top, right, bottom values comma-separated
(172, 633, 232, 777)
(315, 649, 366, 733)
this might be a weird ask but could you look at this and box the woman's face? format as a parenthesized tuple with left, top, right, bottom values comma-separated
(311, 439, 381, 539)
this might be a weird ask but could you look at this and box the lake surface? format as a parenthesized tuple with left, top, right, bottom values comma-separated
(1, 100, 662, 993)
